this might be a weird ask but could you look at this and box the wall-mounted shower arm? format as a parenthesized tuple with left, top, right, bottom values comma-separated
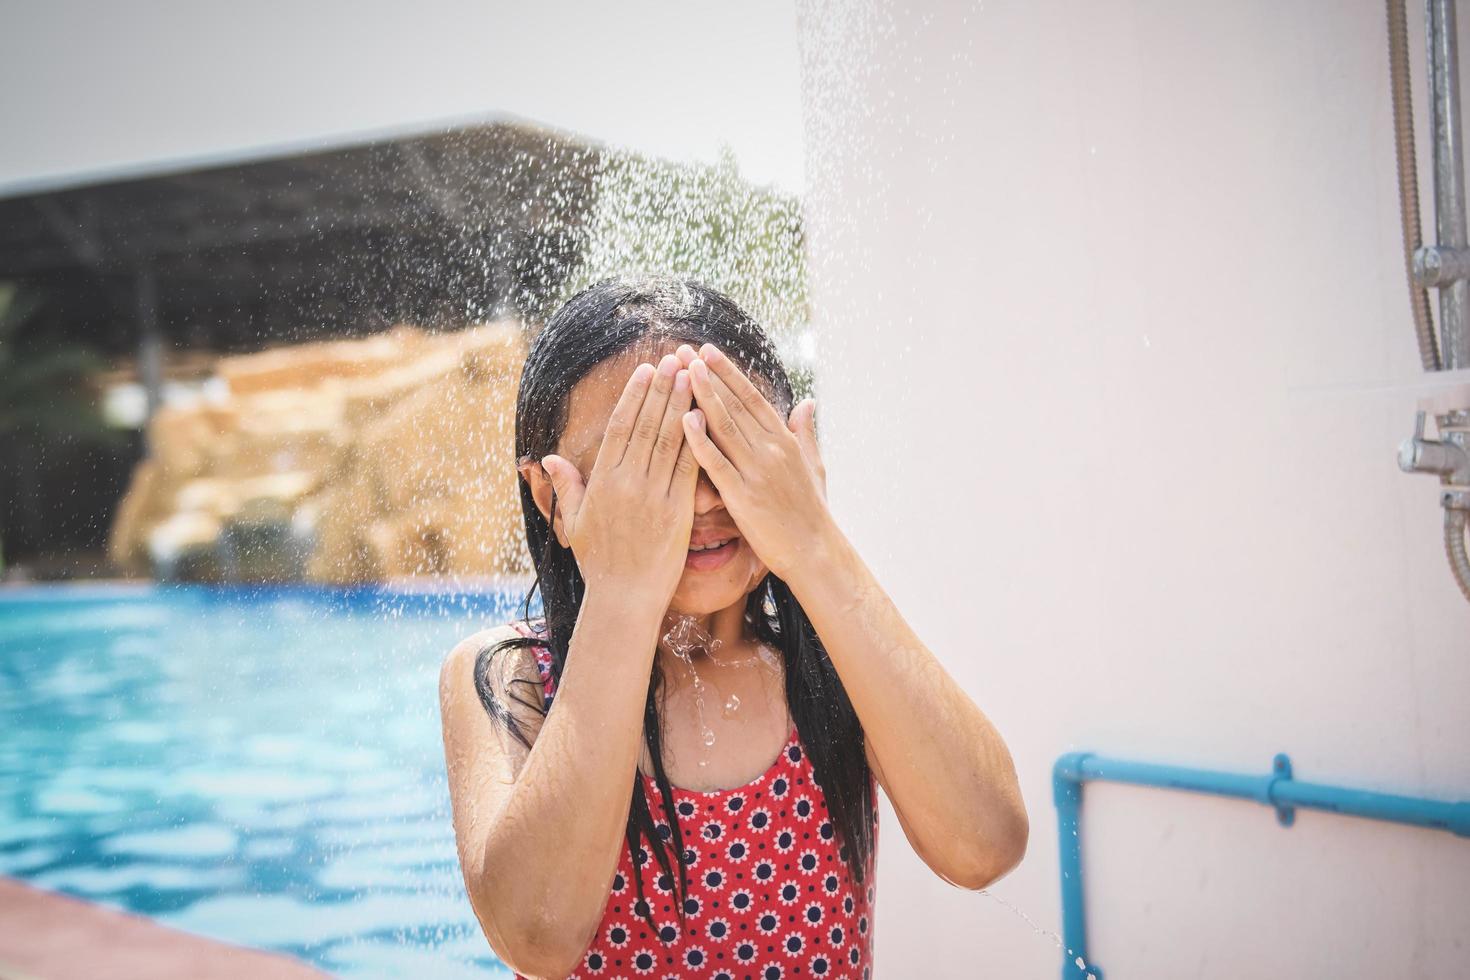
(1399, 410, 1470, 476)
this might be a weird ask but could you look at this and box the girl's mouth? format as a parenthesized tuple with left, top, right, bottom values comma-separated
(685, 536, 740, 571)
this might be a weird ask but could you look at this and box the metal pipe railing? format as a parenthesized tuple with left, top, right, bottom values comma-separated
(1052, 751, 1470, 980)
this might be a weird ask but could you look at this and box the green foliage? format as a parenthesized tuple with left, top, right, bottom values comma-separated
(560, 145, 810, 340)
(0, 282, 123, 448)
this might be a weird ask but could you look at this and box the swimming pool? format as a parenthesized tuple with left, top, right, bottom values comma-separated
(0, 583, 531, 977)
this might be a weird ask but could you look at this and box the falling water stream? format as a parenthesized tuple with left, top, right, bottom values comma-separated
(660, 614, 726, 765)
(796, 0, 1086, 972)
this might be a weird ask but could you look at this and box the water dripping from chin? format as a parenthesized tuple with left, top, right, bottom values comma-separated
(661, 613, 720, 764)
(661, 613, 724, 660)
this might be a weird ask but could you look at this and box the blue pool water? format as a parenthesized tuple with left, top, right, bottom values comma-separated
(0, 583, 534, 977)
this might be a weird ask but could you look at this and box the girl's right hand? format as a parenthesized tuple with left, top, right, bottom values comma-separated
(539, 354, 699, 604)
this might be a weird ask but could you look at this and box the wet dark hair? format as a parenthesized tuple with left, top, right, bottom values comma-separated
(473, 274, 874, 938)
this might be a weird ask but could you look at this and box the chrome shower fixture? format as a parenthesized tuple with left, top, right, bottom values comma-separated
(1389, 0, 1470, 603)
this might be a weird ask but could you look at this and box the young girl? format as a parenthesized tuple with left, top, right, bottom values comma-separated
(439, 276, 1027, 979)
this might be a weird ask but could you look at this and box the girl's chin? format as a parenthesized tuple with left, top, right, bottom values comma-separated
(670, 563, 763, 614)
(669, 588, 743, 616)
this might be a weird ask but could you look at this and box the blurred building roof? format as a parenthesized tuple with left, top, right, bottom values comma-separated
(0, 121, 603, 353)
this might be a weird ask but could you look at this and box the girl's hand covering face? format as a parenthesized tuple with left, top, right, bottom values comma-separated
(676, 342, 830, 581)
(539, 354, 699, 602)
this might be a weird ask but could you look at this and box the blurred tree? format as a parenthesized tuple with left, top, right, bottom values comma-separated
(0, 282, 125, 574)
(557, 145, 815, 400)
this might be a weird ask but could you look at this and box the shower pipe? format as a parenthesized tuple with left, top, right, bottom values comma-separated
(1423, 0, 1470, 365)
(1389, 0, 1441, 370)
(1390, 0, 1470, 602)
(1051, 750, 1470, 980)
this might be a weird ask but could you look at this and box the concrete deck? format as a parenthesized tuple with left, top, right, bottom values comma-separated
(0, 878, 327, 979)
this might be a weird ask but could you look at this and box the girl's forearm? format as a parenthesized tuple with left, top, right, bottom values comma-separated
(479, 589, 664, 973)
(782, 519, 1028, 886)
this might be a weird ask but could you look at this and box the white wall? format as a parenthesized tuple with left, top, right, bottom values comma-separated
(798, 1, 1470, 976)
(0, 0, 806, 195)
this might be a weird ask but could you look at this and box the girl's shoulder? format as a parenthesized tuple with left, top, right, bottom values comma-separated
(438, 625, 549, 717)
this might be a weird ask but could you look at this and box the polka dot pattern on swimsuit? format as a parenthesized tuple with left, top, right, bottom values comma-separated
(506, 618, 879, 979)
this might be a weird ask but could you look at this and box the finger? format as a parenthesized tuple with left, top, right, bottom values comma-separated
(540, 454, 586, 535)
(689, 357, 753, 461)
(670, 417, 700, 497)
(682, 408, 742, 491)
(624, 354, 681, 471)
(701, 363, 765, 438)
(698, 343, 784, 433)
(788, 397, 820, 459)
(674, 343, 698, 367)
(649, 366, 693, 485)
(788, 398, 827, 496)
(594, 362, 656, 472)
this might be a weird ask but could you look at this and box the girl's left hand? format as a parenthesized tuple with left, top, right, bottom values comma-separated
(676, 342, 831, 581)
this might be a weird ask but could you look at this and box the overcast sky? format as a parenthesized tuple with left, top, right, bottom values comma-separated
(0, 0, 807, 196)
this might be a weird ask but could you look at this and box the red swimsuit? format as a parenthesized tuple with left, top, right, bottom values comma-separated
(506, 618, 879, 980)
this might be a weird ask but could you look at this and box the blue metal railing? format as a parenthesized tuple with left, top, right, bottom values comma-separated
(1052, 751, 1470, 980)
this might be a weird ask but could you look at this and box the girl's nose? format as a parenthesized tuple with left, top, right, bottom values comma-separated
(693, 469, 723, 514)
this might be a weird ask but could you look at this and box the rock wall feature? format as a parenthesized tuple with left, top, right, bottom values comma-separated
(108, 323, 529, 583)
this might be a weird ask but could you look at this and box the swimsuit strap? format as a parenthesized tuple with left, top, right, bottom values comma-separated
(507, 617, 555, 708)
